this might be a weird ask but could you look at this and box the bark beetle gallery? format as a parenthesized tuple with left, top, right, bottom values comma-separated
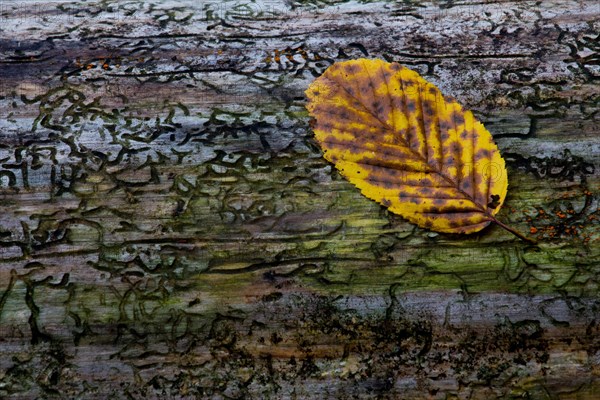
(0, 1, 598, 398)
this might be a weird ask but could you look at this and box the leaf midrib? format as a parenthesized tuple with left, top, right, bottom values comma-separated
(323, 72, 494, 220)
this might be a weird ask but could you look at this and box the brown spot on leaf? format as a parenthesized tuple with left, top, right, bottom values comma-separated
(382, 180, 394, 189)
(451, 110, 465, 126)
(474, 174, 483, 185)
(422, 100, 435, 116)
(439, 120, 451, 132)
(450, 142, 461, 154)
(475, 149, 491, 161)
(345, 64, 359, 74)
(347, 143, 363, 154)
(459, 218, 473, 226)
(320, 122, 334, 131)
(487, 194, 500, 209)
(444, 95, 456, 103)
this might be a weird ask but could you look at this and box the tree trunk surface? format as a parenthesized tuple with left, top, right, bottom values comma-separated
(0, 0, 599, 398)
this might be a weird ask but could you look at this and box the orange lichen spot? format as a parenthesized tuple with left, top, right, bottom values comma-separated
(566, 226, 579, 236)
(86, 64, 95, 70)
(530, 226, 538, 234)
(556, 211, 566, 219)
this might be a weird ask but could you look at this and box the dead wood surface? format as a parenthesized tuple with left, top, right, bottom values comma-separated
(0, 0, 599, 398)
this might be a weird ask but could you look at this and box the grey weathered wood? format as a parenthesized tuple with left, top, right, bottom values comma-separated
(1, 0, 599, 398)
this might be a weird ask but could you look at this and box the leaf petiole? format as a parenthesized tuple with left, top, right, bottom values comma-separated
(490, 217, 537, 244)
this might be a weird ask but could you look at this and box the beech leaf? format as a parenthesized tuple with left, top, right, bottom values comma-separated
(305, 58, 534, 243)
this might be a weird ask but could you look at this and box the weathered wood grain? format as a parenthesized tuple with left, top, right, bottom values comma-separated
(1, 0, 599, 398)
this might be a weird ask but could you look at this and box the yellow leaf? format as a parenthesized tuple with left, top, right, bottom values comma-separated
(306, 58, 533, 242)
